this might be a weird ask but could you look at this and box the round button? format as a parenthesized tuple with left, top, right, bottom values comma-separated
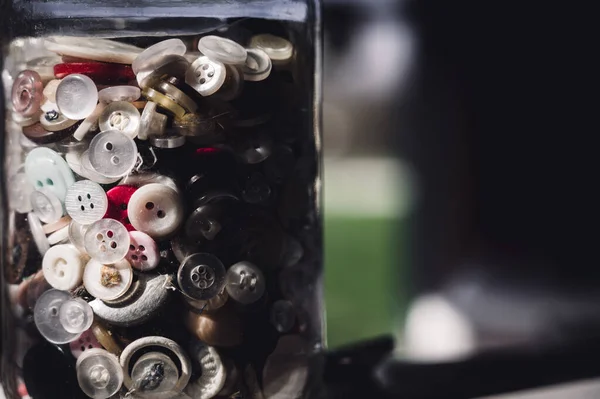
(43, 79, 61, 103)
(12, 70, 44, 117)
(98, 85, 141, 103)
(30, 188, 63, 223)
(177, 253, 226, 301)
(126, 231, 159, 271)
(59, 297, 94, 333)
(65, 180, 109, 225)
(53, 62, 135, 83)
(28, 212, 51, 255)
(8, 171, 34, 213)
(84, 218, 130, 264)
(138, 101, 168, 140)
(45, 36, 143, 64)
(237, 131, 273, 164)
(155, 80, 198, 113)
(69, 220, 90, 252)
(131, 352, 179, 395)
(105, 185, 138, 230)
(39, 108, 77, 132)
(25, 147, 75, 202)
(132, 38, 187, 74)
(249, 34, 294, 63)
(42, 243, 85, 291)
(83, 258, 133, 301)
(34, 289, 81, 344)
(127, 183, 184, 239)
(76, 348, 124, 399)
(80, 150, 122, 185)
(88, 130, 138, 178)
(73, 102, 106, 141)
(70, 329, 103, 359)
(241, 48, 272, 81)
(184, 342, 226, 399)
(225, 261, 265, 305)
(99, 101, 141, 139)
(185, 204, 223, 241)
(142, 88, 186, 119)
(185, 56, 226, 96)
(198, 36, 247, 65)
(270, 300, 296, 333)
(56, 74, 99, 120)
(91, 321, 122, 356)
(149, 133, 186, 148)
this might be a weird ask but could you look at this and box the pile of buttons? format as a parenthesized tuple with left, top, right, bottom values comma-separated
(7, 31, 315, 399)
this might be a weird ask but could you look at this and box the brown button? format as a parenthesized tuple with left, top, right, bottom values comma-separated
(185, 305, 242, 347)
(91, 321, 122, 356)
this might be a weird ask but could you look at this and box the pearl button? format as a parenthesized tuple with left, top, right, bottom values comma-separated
(83, 218, 130, 264)
(127, 183, 184, 239)
(132, 38, 187, 74)
(98, 101, 141, 139)
(138, 101, 168, 140)
(59, 297, 94, 334)
(30, 188, 63, 223)
(186, 56, 226, 97)
(98, 85, 141, 103)
(55, 74, 99, 120)
(12, 70, 44, 117)
(126, 231, 159, 271)
(83, 258, 133, 301)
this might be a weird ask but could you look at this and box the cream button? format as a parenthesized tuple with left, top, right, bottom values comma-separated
(83, 218, 130, 264)
(241, 48, 272, 82)
(76, 348, 124, 399)
(225, 261, 265, 305)
(59, 297, 94, 334)
(56, 74, 99, 120)
(45, 36, 143, 64)
(98, 101, 141, 139)
(186, 56, 226, 97)
(127, 183, 184, 239)
(30, 188, 63, 223)
(126, 231, 160, 271)
(42, 244, 86, 291)
(249, 34, 294, 63)
(25, 147, 76, 202)
(149, 133, 186, 149)
(177, 253, 226, 301)
(47, 225, 70, 245)
(132, 38, 187, 74)
(88, 130, 138, 178)
(98, 86, 141, 104)
(138, 101, 168, 140)
(65, 180, 109, 225)
(34, 289, 81, 344)
(198, 35, 247, 65)
(28, 212, 50, 255)
(83, 258, 133, 301)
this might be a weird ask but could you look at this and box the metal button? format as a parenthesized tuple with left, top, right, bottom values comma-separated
(213, 64, 244, 101)
(65, 180, 108, 225)
(185, 56, 226, 96)
(242, 48, 272, 81)
(126, 231, 160, 271)
(198, 36, 247, 65)
(225, 261, 265, 305)
(55, 74, 99, 120)
(83, 258, 133, 301)
(155, 80, 198, 113)
(249, 34, 294, 64)
(28, 212, 50, 255)
(127, 183, 184, 239)
(45, 36, 143, 64)
(25, 147, 75, 202)
(149, 133, 186, 148)
(59, 297, 94, 334)
(83, 218, 130, 264)
(73, 102, 106, 141)
(12, 70, 44, 117)
(30, 188, 63, 223)
(143, 88, 186, 119)
(177, 253, 226, 301)
(47, 224, 70, 245)
(88, 130, 138, 178)
(270, 300, 296, 333)
(105, 185, 138, 231)
(99, 101, 141, 139)
(138, 101, 168, 140)
(76, 348, 124, 399)
(184, 342, 226, 399)
(132, 38, 187, 74)
(78, 150, 122, 185)
(33, 289, 81, 344)
(98, 85, 141, 103)
(131, 352, 180, 395)
(42, 243, 86, 291)
(69, 329, 103, 359)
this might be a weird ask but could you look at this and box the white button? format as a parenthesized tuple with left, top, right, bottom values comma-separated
(76, 348, 124, 399)
(98, 86, 141, 104)
(30, 188, 63, 223)
(59, 297, 94, 334)
(8, 171, 34, 213)
(65, 180, 109, 225)
(127, 183, 184, 239)
(98, 101, 141, 139)
(126, 231, 160, 271)
(130, 352, 179, 394)
(198, 36, 247, 65)
(28, 212, 50, 255)
(25, 147, 76, 202)
(242, 48, 272, 82)
(43, 79, 61, 103)
(177, 253, 226, 301)
(73, 103, 106, 141)
(48, 225, 70, 245)
(249, 34, 294, 63)
(79, 150, 121, 185)
(45, 36, 143, 64)
(214, 64, 244, 101)
(132, 38, 187, 74)
(56, 74, 99, 120)
(39, 108, 77, 132)
(225, 261, 265, 305)
(42, 243, 86, 291)
(185, 56, 226, 96)
(34, 289, 81, 344)
(69, 219, 89, 253)
(84, 218, 130, 264)
(138, 101, 168, 140)
(88, 130, 138, 178)
(42, 215, 72, 235)
(83, 258, 133, 301)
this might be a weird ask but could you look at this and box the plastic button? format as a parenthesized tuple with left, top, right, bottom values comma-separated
(83, 218, 130, 264)
(70, 329, 103, 359)
(33, 289, 81, 344)
(149, 133, 186, 149)
(45, 36, 143, 64)
(225, 261, 265, 305)
(55, 74, 99, 120)
(25, 147, 75, 202)
(65, 180, 109, 225)
(142, 88, 186, 119)
(42, 243, 85, 290)
(127, 183, 184, 239)
(28, 212, 50, 255)
(249, 34, 294, 63)
(39, 108, 77, 132)
(83, 258, 133, 301)
(8, 171, 34, 213)
(184, 342, 226, 399)
(59, 297, 94, 333)
(47, 225, 70, 245)
(131, 352, 179, 394)
(185, 204, 223, 241)
(198, 36, 247, 65)
(185, 56, 226, 96)
(241, 48, 272, 82)
(98, 85, 141, 104)
(242, 172, 272, 204)
(68, 220, 89, 252)
(88, 130, 138, 178)
(105, 185, 138, 230)
(132, 38, 187, 74)
(126, 231, 159, 271)
(30, 188, 63, 223)
(138, 101, 168, 140)
(76, 348, 123, 399)
(73, 102, 106, 141)
(177, 253, 226, 301)
(98, 101, 141, 139)
(12, 70, 44, 117)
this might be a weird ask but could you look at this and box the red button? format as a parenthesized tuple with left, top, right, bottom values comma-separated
(54, 62, 135, 83)
(105, 185, 138, 231)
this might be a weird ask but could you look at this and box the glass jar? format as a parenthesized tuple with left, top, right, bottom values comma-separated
(1, 1, 322, 398)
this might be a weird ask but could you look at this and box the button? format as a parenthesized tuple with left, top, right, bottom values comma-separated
(213, 64, 244, 101)
(138, 101, 168, 140)
(98, 101, 141, 139)
(33, 289, 81, 344)
(65, 180, 109, 225)
(27, 55, 62, 82)
(185, 306, 242, 347)
(198, 36, 247, 65)
(136, 54, 190, 89)
(270, 300, 296, 333)
(42, 215, 72, 234)
(242, 48, 272, 82)
(83, 218, 130, 264)
(28, 212, 50, 255)
(8, 171, 34, 213)
(43, 79, 61, 103)
(155, 80, 198, 113)
(76, 348, 124, 399)
(185, 204, 223, 241)
(225, 261, 265, 305)
(42, 243, 85, 291)
(132, 38, 187, 74)
(105, 185, 138, 230)
(59, 297, 94, 333)
(177, 253, 226, 301)
(79, 150, 122, 185)
(30, 188, 63, 223)
(45, 36, 143, 64)
(55, 74, 99, 120)
(22, 120, 77, 144)
(236, 130, 273, 164)
(149, 133, 186, 148)
(142, 88, 186, 119)
(70, 329, 103, 359)
(185, 56, 226, 96)
(53, 62, 136, 83)
(68, 220, 89, 252)
(47, 224, 70, 245)
(98, 85, 141, 103)
(39, 108, 77, 132)
(249, 34, 294, 64)
(83, 258, 133, 301)
(73, 102, 106, 141)
(131, 352, 179, 395)
(91, 321, 122, 356)
(88, 130, 138, 178)
(184, 342, 226, 399)
(12, 70, 44, 117)
(127, 183, 184, 239)
(126, 231, 159, 271)
(55, 135, 89, 154)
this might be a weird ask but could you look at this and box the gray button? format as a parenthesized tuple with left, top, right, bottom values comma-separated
(178, 253, 226, 301)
